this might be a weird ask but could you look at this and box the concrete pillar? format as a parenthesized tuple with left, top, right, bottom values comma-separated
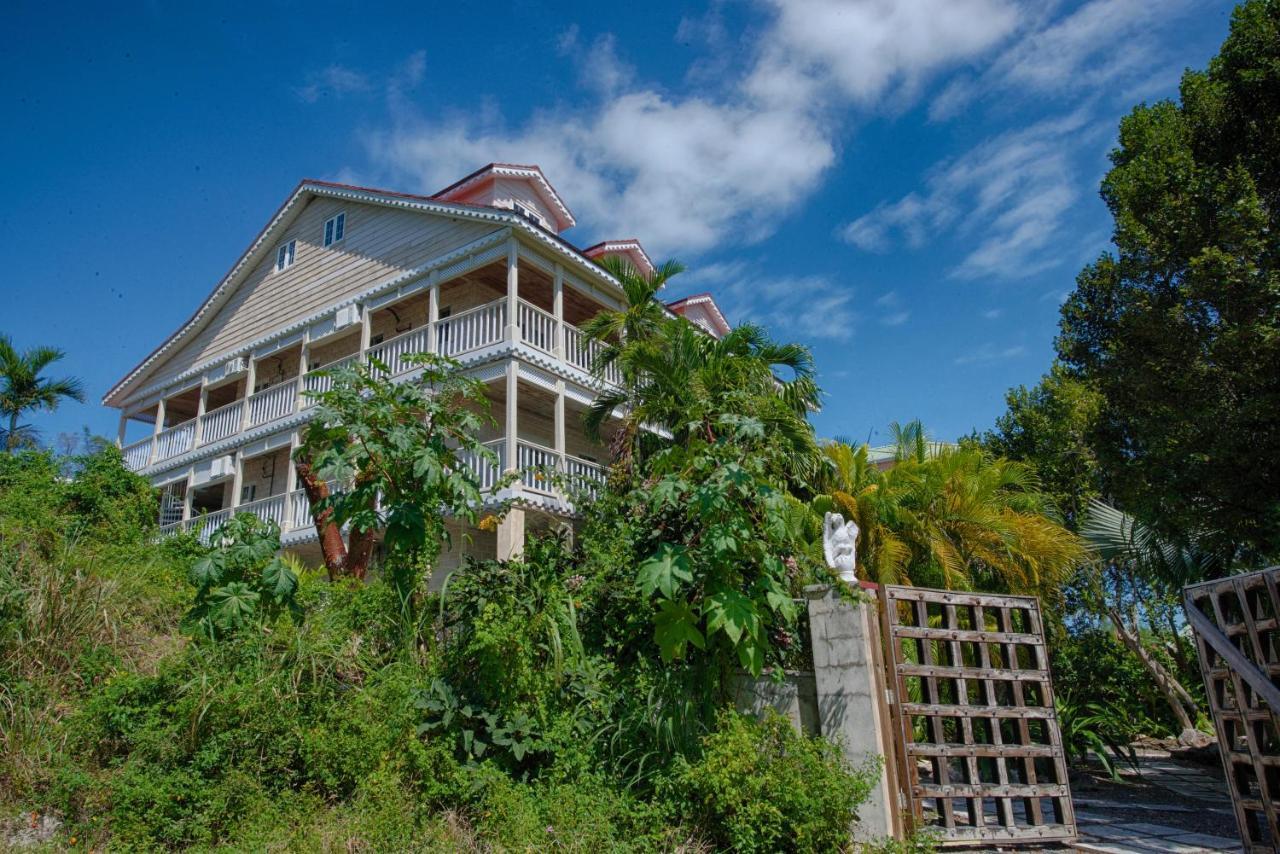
(805, 584, 904, 843)
(506, 239, 520, 344)
(496, 506, 525, 561)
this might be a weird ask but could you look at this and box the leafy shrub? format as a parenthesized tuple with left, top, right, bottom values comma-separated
(667, 710, 876, 853)
(183, 514, 300, 638)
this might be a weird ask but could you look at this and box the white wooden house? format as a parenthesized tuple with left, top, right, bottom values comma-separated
(103, 163, 727, 570)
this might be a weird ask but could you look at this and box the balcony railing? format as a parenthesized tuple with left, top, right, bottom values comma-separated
(123, 438, 152, 470)
(564, 325, 622, 386)
(155, 442, 606, 542)
(126, 297, 621, 473)
(201, 399, 243, 444)
(518, 300, 558, 355)
(437, 300, 506, 358)
(368, 326, 431, 378)
(248, 382, 297, 428)
(154, 419, 196, 461)
(302, 355, 357, 404)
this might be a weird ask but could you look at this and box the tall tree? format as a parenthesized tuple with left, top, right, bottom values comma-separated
(0, 335, 85, 452)
(294, 352, 506, 582)
(980, 364, 1103, 528)
(1056, 0, 1280, 557)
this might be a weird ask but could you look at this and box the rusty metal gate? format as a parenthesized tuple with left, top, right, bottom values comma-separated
(881, 586, 1076, 846)
(1184, 567, 1280, 852)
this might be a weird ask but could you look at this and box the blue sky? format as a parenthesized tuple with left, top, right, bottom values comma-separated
(2, 0, 1237, 448)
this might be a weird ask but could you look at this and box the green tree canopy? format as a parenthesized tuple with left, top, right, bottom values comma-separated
(1056, 0, 1280, 557)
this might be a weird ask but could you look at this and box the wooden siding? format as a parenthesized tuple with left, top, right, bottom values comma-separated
(133, 198, 500, 399)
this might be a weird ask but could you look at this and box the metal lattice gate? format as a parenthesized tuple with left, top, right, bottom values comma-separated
(881, 586, 1076, 846)
(1184, 567, 1280, 852)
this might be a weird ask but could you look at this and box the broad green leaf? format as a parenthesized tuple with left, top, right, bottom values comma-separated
(637, 543, 692, 599)
(704, 589, 759, 645)
(207, 582, 260, 632)
(261, 557, 298, 601)
(737, 637, 766, 677)
(653, 599, 705, 662)
(189, 554, 223, 589)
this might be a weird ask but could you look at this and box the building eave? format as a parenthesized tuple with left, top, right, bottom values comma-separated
(102, 179, 616, 408)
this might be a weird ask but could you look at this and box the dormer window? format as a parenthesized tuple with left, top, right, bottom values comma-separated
(324, 212, 345, 247)
(275, 240, 296, 272)
(512, 202, 545, 228)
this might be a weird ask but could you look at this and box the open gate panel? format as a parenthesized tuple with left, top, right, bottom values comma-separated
(1184, 568, 1280, 853)
(882, 586, 1076, 846)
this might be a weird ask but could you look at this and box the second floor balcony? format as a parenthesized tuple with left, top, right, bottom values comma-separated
(121, 295, 621, 474)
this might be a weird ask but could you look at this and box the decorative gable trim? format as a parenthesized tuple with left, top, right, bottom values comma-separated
(433, 163, 576, 231)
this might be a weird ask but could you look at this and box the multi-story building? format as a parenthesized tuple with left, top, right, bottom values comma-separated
(103, 164, 725, 571)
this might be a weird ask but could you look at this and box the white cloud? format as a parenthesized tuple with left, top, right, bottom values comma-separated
(295, 64, 372, 103)
(874, 291, 910, 326)
(840, 110, 1100, 279)
(928, 0, 1196, 120)
(954, 343, 1025, 365)
(676, 261, 857, 343)
(982, 308, 1003, 320)
(361, 1, 1023, 255)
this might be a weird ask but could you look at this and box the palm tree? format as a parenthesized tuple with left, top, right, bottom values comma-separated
(0, 335, 85, 452)
(581, 258, 820, 478)
(1079, 498, 1225, 743)
(814, 432, 1083, 597)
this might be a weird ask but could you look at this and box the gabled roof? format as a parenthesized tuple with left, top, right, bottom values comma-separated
(583, 239, 656, 277)
(433, 163, 576, 232)
(102, 179, 611, 407)
(666, 292, 732, 338)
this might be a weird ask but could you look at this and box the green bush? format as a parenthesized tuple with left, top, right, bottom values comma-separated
(667, 710, 876, 853)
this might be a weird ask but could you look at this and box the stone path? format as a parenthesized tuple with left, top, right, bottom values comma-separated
(1071, 748, 1241, 853)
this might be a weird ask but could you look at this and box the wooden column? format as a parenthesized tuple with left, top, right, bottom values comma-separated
(553, 264, 565, 358)
(148, 397, 167, 463)
(182, 469, 195, 522)
(116, 411, 128, 448)
(506, 239, 520, 344)
(193, 383, 208, 446)
(229, 450, 245, 510)
(358, 304, 372, 357)
(239, 360, 256, 432)
(296, 339, 310, 409)
(554, 381, 566, 464)
(427, 275, 440, 355)
(505, 360, 519, 479)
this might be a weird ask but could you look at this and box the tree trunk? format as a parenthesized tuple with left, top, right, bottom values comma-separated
(1107, 605, 1204, 744)
(295, 457, 349, 581)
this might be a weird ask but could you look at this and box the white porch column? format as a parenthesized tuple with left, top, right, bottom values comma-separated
(182, 469, 195, 522)
(296, 339, 309, 409)
(148, 397, 167, 463)
(505, 360, 519, 480)
(284, 432, 300, 530)
(554, 380, 566, 463)
(505, 239, 520, 344)
(116, 411, 128, 448)
(193, 383, 208, 446)
(229, 450, 245, 510)
(239, 359, 256, 432)
(427, 275, 440, 355)
(553, 264, 565, 358)
(358, 304, 372, 357)
(496, 506, 525, 562)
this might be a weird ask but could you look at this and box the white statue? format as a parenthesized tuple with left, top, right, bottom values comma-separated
(823, 511, 859, 584)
